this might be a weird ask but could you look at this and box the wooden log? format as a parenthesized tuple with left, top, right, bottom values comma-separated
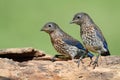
(33, 55, 69, 61)
(0, 47, 45, 62)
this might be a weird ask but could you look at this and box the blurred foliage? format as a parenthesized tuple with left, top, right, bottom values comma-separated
(0, 0, 120, 55)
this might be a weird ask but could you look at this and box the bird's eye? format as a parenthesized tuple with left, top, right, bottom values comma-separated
(77, 15, 81, 19)
(48, 24, 52, 27)
(77, 16, 80, 19)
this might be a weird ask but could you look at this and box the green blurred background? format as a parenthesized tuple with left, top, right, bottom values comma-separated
(0, 0, 120, 55)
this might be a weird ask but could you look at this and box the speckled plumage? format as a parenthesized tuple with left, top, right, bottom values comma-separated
(71, 12, 110, 68)
(41, 22, 94, 66)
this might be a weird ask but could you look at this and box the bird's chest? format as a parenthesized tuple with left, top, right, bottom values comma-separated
(53, 38, 65, 48)
(81, 26, 102, 52)
(51, 38, 78, 58)
(51, 38, 68, 55)
(81, 27, 96, 45)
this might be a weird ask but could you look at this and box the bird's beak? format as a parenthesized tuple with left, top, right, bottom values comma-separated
(70, 20, 75, 24)
(40, 27, 44, 31)
(70, 20, 78, 24)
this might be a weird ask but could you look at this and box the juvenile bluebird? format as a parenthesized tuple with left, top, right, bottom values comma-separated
(70, 12, 110, 68)
(41, 22, 94, 67)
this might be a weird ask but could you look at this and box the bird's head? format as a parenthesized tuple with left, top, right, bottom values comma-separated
(41, 22, 58, 34)
(70, 12, 90, 25)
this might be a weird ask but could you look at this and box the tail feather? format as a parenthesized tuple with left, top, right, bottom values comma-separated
(101, 50, 110, 56)
(87, 52, 94, 58)
(75, 49, 94, 59)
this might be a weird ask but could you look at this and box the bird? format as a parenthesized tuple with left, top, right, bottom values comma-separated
(41, 22, 94, 67)
(70, 12, 110, 69)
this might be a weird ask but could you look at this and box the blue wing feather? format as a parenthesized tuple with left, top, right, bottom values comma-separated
(95, 26, 110, 56)
(62, 38, 84, 49)
(62, 38, 94, 58)
(95, 26, 108, 50)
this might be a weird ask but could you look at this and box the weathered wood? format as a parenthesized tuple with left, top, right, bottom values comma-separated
(0, 47, 45, 62)
(33, 56, 68, 61)
(0, 47, 69, 62)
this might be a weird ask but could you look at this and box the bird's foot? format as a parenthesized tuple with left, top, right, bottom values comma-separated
(51, 55, 70, 62)
(77, 58, 84, 67)
(92, 61, 98, 69)
(88, 61, 93, 67)
(51, 54, 60, 62)
(77, 55, 85, 67)
(88, 58, 93, 66)
(51, 57, 56, 62)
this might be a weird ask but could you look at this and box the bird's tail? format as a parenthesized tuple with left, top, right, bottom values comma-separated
(87, 52, 94, 59)
(75, 49, 94, 59)
(75, 49, 85, 58)
(101, 50, 110, 56)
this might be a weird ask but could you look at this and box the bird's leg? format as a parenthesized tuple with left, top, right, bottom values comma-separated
(51, 54, 64, 62)
(77, 53, 85, 67)
(88, 57, 93, 66)
(92, 53, 100, 69)
(86, 49, 93, 66)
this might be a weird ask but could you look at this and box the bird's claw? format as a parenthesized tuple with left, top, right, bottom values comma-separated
(51, 57, 56, 62)
(77, 59, 84, 67)
(88, 60, 93, 67)
(92, 61, 98, 69)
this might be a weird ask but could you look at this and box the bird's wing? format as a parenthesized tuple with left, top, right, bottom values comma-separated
(94, 25, 108, 49)
(62, 38, 84, 49)
(62, 38, 94, 58)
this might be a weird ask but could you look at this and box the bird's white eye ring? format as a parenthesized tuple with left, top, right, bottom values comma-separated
(48, 24, 52, 27)
(77, 15, 82, 19)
